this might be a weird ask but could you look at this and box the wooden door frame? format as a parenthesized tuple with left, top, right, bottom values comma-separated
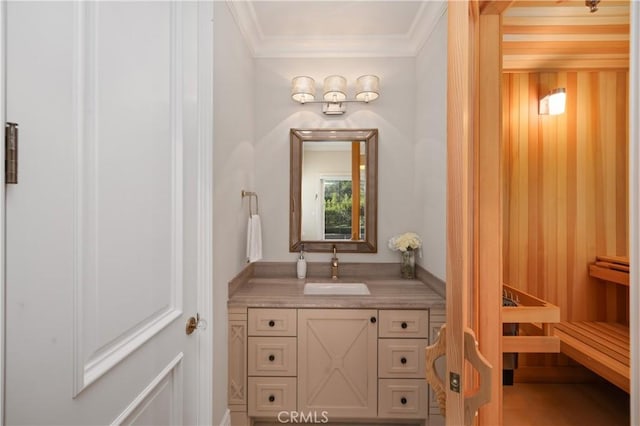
(630, 3, 639, 425)
(476, 3, 510, 425)
(446, 1, 513, 425)
(449, 1, 639, 425)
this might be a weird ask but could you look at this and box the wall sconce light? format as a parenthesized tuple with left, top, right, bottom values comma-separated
(291, 75, 380, 115)
(539, 88, 566, 116)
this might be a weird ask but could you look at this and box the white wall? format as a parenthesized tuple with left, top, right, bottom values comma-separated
(253, 57, 418, 263)
(211, 5, 448, 420)
(212, 2, 255, 423)
(414, 9, 448, 280)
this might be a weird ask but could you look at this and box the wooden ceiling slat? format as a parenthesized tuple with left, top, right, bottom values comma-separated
(502, 1, 629, 71)
(505, 5, 629, 17)
(502, 24, 630, 34)
(510, 0, 629, 7)
(503, 57, 629, 71)
(505, 53, 629, 60)
(504, 15, 629, 26)
(504, 34, 628, 42)
(503, 40, 629, 55)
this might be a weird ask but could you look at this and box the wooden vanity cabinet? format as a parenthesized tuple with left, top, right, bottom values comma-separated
(377, 310, 429, 419)
(247, 309, 297, 417)
(229, 306, 445, 425)
(228, 307, 249, 426)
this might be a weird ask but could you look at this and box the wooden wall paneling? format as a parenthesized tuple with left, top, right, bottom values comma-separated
(502, 70, 630, 375)
(527, 73, 542, 301)
(477, 11, 503, 426)
(555, 71, 569, 329)
(565, 72, 579, 323)
(540, 72, 558, 367)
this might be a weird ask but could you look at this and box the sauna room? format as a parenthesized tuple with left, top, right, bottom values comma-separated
(499, 1, 631, 424)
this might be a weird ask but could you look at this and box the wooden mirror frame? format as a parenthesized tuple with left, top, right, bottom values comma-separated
(290, 128, 378, 253)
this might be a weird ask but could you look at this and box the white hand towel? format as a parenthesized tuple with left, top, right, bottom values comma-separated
(246, 214, 263, 263)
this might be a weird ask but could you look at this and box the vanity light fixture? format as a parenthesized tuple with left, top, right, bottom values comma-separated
(539, 87, 566, 116)
(291, 74, 380, 115)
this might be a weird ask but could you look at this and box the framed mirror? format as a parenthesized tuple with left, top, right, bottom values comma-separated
(290, 128, 378, 253)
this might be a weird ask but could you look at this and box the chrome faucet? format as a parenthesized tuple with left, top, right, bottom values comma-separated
(331, 245, 339, 279)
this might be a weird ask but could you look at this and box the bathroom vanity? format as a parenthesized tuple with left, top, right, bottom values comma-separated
(227, 262, 445, 426)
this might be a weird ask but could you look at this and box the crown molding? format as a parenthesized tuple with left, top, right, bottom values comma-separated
(226, 0, 448, 58)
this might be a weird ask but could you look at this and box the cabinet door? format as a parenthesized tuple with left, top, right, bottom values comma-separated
(248, 337, 297, 377)
(378, 338, 428, 379)
(298, 309, 378, 418)
(378, 379, 429, 419)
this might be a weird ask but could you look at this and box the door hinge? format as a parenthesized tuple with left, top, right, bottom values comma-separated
(5, 122, 18, 184)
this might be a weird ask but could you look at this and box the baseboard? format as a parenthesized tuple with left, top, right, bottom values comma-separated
(515, 366, 599, 383)
(219, 409, 231, 426)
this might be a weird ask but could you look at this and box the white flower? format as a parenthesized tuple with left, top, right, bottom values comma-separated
(388, 232, 422, 252)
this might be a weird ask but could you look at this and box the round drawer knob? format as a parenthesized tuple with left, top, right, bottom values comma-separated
(401, 397, 408, 405)
(401, 322, 408, 329)
(400, 357, 407, 364)
(370, 317, 377, 324)
(268, 354, 275, 362)
(268, 395, 275, 402)
(268, 320, 275, 327)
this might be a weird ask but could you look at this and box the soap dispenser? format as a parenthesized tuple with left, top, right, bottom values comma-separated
(297, 245, 307, 279)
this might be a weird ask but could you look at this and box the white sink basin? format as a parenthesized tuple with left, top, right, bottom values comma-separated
(303, 282, 370, 296)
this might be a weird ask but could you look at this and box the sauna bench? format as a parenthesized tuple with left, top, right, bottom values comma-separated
(553, 255, 630, 393)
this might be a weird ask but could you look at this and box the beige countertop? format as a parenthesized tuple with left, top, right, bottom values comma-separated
(227, 262, 445, 309)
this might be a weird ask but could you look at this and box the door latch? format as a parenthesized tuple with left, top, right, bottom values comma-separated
(185, 313, 207, 335)
(450, 372, 461, 393)
(5, 122, 18, 184)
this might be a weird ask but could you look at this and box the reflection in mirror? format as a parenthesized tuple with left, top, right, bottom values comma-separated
(290, 129, 377, 253)
(301, 141, 366, 241)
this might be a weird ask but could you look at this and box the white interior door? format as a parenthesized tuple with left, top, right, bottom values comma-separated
(4, 1, 209, 424)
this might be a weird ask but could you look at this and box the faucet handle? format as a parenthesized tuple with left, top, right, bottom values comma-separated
(333, 245, 337, 257)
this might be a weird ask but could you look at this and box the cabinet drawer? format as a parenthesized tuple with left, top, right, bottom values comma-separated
(378, 379, 428, 419)
(378, 310, 429, 338)
(248, 377, 297, 417)
(378, 339, 428, 378)
(248, 337, 297, 376)
(248, 308, 297, 336)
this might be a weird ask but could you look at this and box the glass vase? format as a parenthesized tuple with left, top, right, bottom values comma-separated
(400, 249, 416, 279)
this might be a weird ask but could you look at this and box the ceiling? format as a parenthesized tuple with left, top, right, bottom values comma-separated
(503, 0, 630, 70)
(226, 0, 630, 67)
(226, 1, 447, 58)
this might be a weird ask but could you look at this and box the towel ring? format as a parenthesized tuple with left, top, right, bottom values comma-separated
(241, 190, 259, 218)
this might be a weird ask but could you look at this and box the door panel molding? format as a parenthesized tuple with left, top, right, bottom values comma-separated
(0, 1, 6, 421)
(111, 353, 184, 425)
(72, 1, 185, 396)
(195, 1, 215, 423)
